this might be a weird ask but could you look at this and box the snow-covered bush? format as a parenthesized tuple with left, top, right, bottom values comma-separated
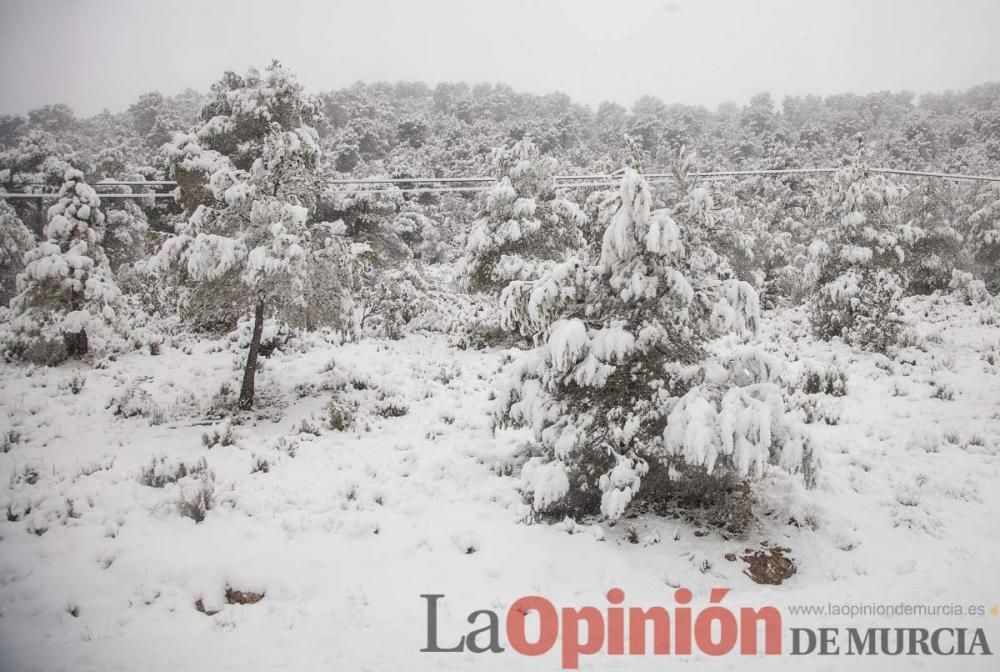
(107, 379, 164, 422)
(949, 269, 990, 305)
(806, 149, 914, 352)
(495, 167, 815, 522)
(177, 466, 215, 523)
(356, 264, 434, 339)
(5, 169, 122, 362)
(799, 362, 848, 397)
(395, 205, 449, 263)
(326, 397, 354, 431)
(139, 455, 209, 488)
(116, 260, 176, 321)
(460, 138, 586, 293)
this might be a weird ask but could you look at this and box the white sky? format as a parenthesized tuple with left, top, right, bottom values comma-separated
(1, 0, 999, 116)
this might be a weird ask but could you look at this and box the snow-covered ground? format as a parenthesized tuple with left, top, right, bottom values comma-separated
(1, 294, 999, 671)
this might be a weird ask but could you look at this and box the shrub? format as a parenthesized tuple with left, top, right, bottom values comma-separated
(931, 382, 955, 401)
(201, 421, 237, 448)
(139, 455, 208, 488)
(949, 270, 990, 305)
(61, 372, 86, 395)
(800, 363, 848, 396)
(326, 398, 353, 431)
(375, 399, 409, 418)
(251, 456, 270, 474)
(108, 380, 164, 421)
(177, 467, 215, 523)
(1, 429, 22, 453)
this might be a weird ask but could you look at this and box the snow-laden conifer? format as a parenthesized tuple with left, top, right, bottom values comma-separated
(806, 148, 916, 352)
(0, 201, 36, 306)
(149, 62, 358, 409)
(968, 183, 1000, 294)
(7, 169, 121, 361)
(461, 138, 586, 293)
(496, 164, 814, 521)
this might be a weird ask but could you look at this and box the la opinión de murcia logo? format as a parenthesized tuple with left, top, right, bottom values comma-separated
(421, 589, 994, 669)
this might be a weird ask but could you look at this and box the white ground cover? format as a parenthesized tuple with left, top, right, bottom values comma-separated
(1, 294, 998, 671)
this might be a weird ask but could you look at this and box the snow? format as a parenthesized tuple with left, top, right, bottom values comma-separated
(186, 234, 247, 281)
(1, 287, 999, 671)
(546, 318, 589, 373)
(598, 453, 646, 520)
(521, 457, 570, 510)
(644, 213, 683, 256)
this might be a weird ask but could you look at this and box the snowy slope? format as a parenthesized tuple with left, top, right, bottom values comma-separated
(0, 294, 998, 671)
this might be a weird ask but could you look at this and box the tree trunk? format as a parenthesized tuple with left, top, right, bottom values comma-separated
(64, 288, 88, 358)
(65, 328, 88, 358)
(238, 298, 266, 411)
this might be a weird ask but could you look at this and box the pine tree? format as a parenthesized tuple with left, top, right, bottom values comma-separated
(806, 148, 915, 352)
(0, 201, 36, 305)
(151, 62, 354, 409)
(316, 180, 436, 339)
(461, 138, 586, 294)
(901, 180, 964, 295)
(98, 180, 150, 272)
(7, 169, 121, 361)
(722, 145, 818, 308)
(0, 129, 76, 234)
(968, 183, 1000, 293)
(496, 166, 813, 522)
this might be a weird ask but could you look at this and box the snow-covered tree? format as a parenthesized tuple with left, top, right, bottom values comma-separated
(968, 183, 1000, 293)
(721, 146, 819, 308)
(356, 264, 435, 339)
(316, 179, 457, 339)
(6, 169, 121, 362)
(667, 150, 759, 288)
(151, 62, 354, 409)
(461, 138, 586, 293)
(0, 201, 36, 305)
(901, 181, 964, 295)
(97, 179, 152, 271)
(395, 205, 448, 264)
(495, 167, 814, 522)
(0, 129, 76, 234)
(806, 149, 915, 352)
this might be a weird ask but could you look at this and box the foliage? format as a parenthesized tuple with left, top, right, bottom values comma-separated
(6, 169, 121, 361)
(806, 148, 914, 352)
(496, 166, 814, 521)
(461, 138, 586, 293)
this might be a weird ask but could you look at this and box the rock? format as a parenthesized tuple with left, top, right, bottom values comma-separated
(741, 546, 796, 585)
(225, 587, 264, 605)
(194, 599, 219, 616)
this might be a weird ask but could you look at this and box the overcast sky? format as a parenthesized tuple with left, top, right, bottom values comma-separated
(1, 0, 999, 116)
